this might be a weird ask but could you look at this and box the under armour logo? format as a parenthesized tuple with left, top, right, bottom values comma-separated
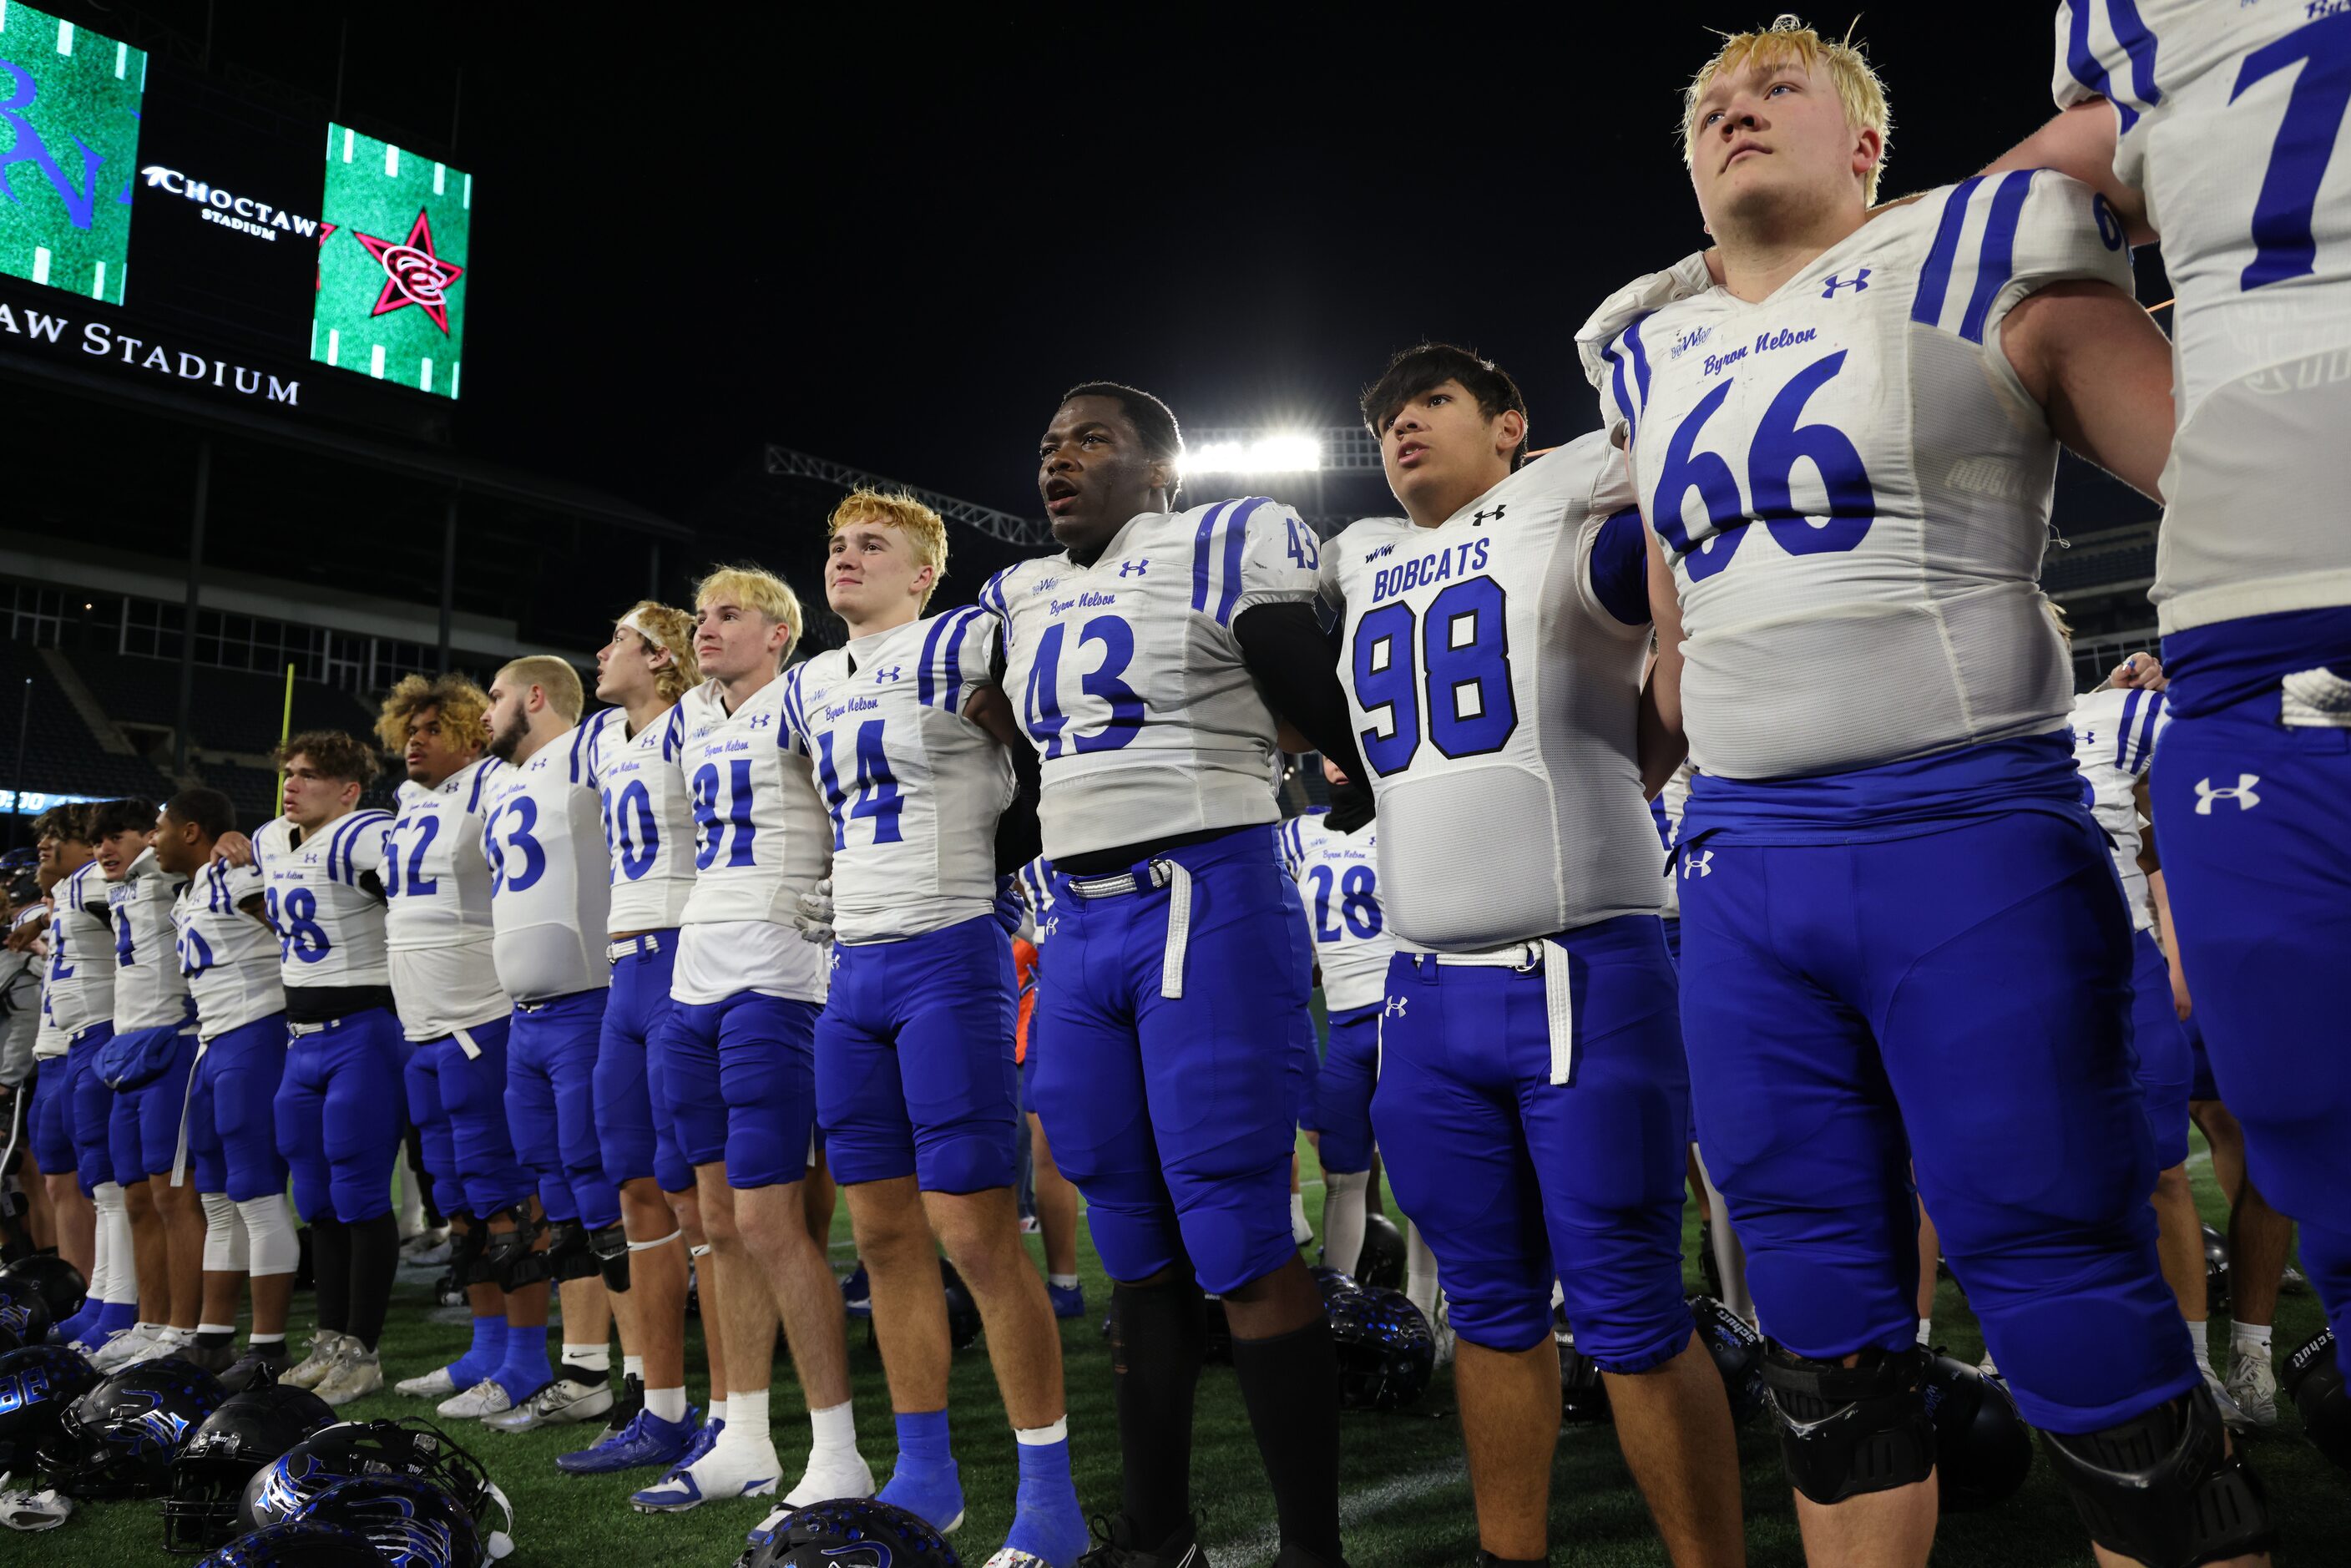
(872, 665, 903, 683)
(1822, 268, 1871, 297)
(2193, 774, 2262, 814)
(1682, 849, 1713, 879)
(827, 948, 842, 969)
(1472, 504, 1507, 526)
(1040, 915, 1059, 939)
(748, 713, 773, 729)
(1383, 996, 1408, 1018)
(1118, 559, 1149, 578)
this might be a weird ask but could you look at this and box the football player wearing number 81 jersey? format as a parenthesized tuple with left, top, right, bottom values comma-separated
(1577, 19, 2269, 1568)
(780, 490, 1081, 1566)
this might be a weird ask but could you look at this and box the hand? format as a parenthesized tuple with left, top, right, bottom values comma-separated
(2167, 952, 2192, 1022)
(212, 831, 255, 868)
(991, 874, 1024, 936)
(791, 878, 835, 947)
(2110, 652, 2166, 692)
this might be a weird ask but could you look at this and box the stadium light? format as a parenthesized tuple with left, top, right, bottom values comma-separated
(1183, 432, 1322, 473)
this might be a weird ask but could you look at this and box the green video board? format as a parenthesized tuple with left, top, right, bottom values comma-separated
(311, 123, 469, 399)
(0, 3, 147, 305)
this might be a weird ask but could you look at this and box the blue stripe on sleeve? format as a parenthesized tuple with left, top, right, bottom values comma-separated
(1214, 498, 1270, 625)
(2132, 690, 2163, 772)
(1959, 170, 2034, 345)
(2107, 0, 2162, 112)
(2066, 3, 2142, 134)
(1589, 508, 1653, 628)
(569, 716, 595, 784)
(1191, 501, 1231, 614)
(465, 760, 491, 814)
(1607, 347, 1636, 443)
(938, 607, 979, 710)
(662, 705, 683, 761)
(2116, 688, 2143, 771)
(1625, 315, 1653, 408)
(1912, 175, 1984, 330)
(917, 613, 953, 709)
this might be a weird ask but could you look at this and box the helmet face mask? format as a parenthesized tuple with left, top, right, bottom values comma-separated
(1327, 1283, 1436, 1411)
(0, 1280, 54, 1353)
(38, 1357, 225, 1499)
(164, 1383, 339, 1553)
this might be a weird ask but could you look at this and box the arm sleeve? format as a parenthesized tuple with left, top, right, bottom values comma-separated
(991, 735, 1042, 878)
(924, 606, 999, 715)
(2117, 690, 2170, 777)
(1207, 498, 1319, 627)
(336, 812, 392, 881)
(1232, 600, 1372, 827)
(1910, 169, 2134, 382)
(2052, 3, 2160, 156)
(1575, 252, 1716, 446)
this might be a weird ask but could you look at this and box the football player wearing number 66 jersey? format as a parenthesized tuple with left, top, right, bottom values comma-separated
(781, 490, 1081, 1567)
(633, 566, 872, 1517)
(1577, 21, 2270, 1568)
(1996, 1, 2351, 1409)
(978, 383, 1376, 1568)
(1319, 346, 1742, 1568)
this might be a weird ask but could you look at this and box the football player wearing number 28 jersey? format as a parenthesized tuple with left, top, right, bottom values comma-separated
(1578, 20, 2269, 1568)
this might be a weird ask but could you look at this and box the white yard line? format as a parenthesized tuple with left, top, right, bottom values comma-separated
(1207, 1457, 1468, 1565)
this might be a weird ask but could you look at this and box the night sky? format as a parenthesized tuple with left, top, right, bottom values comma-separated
(180, 3, 2148, 532)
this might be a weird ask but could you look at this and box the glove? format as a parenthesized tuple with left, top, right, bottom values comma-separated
(991, 874, 1025, 936)
(0, 1478, 72, 1530)
(792, 878, 836, 947)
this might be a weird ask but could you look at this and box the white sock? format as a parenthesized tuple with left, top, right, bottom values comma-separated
(647, 1385, 689, 1423)
(1048, 1273, 1079, 1292)
(2187, 1318, 2216, 1376)
(717, 1389, 771, 1454)
(562, 1342, 611, 1375)
(1014, 1417, 1068, 1445)
(198, 1322, 237, 1338)
(1403, 1219, 1439, 1323)
(250, 1332, 286, 1347)
(1322, 1171, 1370, 1277)
(708, 1399, 728, 1424)
(159, 1325, 193, 1345)
(622, 1354, 645, 1382)
(808, 1399, 857, 1459)
(1916, 1318, 1934, 1348)
(2232, 1321, 2273, 1362)
(1288, 1190, 1313, 1248)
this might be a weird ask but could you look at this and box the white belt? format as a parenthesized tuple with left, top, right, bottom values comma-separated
(452, 1025, 483, 1061)
(1414, 939, 1578, 1085)
(1063, 859, 1194, 999)
(170, 1034, 210, 1187)
(608, 933, 665, 963)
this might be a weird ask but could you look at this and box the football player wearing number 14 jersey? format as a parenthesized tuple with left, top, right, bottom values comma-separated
(978, 384, 1373, 1568)
(1997, 0, 2351, 1415)
(1578, 20, 2268, 1568)
(1319, 346, 1741, 1568)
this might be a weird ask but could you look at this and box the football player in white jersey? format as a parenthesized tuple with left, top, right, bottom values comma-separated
(564, 599, 715, 1479)
(229, 730, 403, 1406)
(470, 655, 630, 1433)
(633, 566, 871, 1515)
(156, 787, 298, 1392)
(1993, 0, 2351, 1424)
(781, 490, 1082, 1565)
(1320, 346, 1742, 1567)
(1577, 20, 2269, 1566)
(978, 383, 1376, 1568)
(372, 675, 537, 1414)
(18, 807, 94, 1318)
(90, 796, 200, 1373)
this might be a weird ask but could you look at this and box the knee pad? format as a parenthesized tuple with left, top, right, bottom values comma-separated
(481, 1205, 548, 1290)
(200, 1192, 249, 1274)
(587, 1222, 630, 1292)
(545, 1218, 600, 1284)
(2041, 1383, 2273, 1568)
(236, 1193, 301, 1277)
(1762, 1341, 1935, 1505)
(448, 1213, 489, 1287)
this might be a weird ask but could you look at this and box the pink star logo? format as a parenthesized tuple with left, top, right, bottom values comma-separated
(351, 207, 464, 333)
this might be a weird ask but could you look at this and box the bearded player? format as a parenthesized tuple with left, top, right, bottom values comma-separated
(633, 567, 871, 1514)
(1577, 19, 2268, 1566)
(976, 383, 1374, 1568)
(1320, 346, 1742, 1567)
(781, 490, 1082, 1565)
(1995, 0, 2351, 1428)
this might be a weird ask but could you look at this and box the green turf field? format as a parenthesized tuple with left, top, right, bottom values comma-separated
(27, 1130, 2347, 1565)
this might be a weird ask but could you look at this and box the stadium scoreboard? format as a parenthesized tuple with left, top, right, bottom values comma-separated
(0, 2, 473, 427)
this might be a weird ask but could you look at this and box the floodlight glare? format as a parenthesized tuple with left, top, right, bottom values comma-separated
(1184, 433, 1322, 473)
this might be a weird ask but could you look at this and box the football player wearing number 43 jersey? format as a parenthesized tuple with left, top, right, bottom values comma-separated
(1320, 346, 1742, 1568)
(779, 489, 1080, 1567)
(1996, 0, 2351, 1418)
(979, 384, 1375, 1568)
(1577, 20, 2269, 1568)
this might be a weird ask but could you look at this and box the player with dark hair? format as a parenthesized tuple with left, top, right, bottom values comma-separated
(1579, 18, 2268, 1566)
(157, 787, 300, 1388)
(217, 729, 403, 1405)
(973, 381, 1373, 1568)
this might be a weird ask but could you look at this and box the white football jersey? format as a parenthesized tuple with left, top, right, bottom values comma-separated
(1319, 434, 1662, 951)
(1276, 812, 1397, 1013)
(42, 862, 114, 1036)
(252, 810, 395, 989)
(2069, 683, 2171, 931)
(483, 716, 617, 1004)
(108, 849, 192, 1031)
(1579, 171, 2129, 780)
(781, 609, 1015, 944)
(1651, 759, 1694, 919)
(174, 859, 286, 1039)
(591, 702, 699, 934)
(978, 497, 1322, 860)
(673, 675, 830, 1006)
(2056, 2, 2351, 632)
(384, 757, 509, 1039)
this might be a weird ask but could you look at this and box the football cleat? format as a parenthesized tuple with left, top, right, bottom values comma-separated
(218, 1342, 295, 1395)
(394, 1365, 462, 1400)
(436, 1378, 517, 1420)
(2227, 1351, 2280, 1429)
(840, 1262, 872, 1320)
(483, 1374, 612, 1432)
(1074, 1511, 1203, 1568)
(281, 1334, 352, 1391)
(631, 1423, 781, 1512)
(555, 1406, 698, 1474)
(314, 1348, 382, 1407)
(1048, 1281, 1087, 1321)
(785, 1444, 875, 1507)
(88, 1323, 165, 1373)
(2205, 1368, 2254, 1432)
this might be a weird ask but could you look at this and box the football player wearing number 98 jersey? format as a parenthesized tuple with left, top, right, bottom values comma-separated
(1577, 22, 2270, 1568)
(1997, 2, 2351, 1406)
(978, 383, 1374, 1568)
(237, 731, 403, 1405)
(635, 566, 871, 1517)
(1320, 346, 1741, 1568)
(782, 490, 1080, 1566)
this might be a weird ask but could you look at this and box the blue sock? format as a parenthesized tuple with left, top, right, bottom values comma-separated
(493, 1319, 552, 1401)
(1004, 1433, 1087, 1568)
(449, 1315, 507, 1387)
(96, 1299, 137, 1336)
(56, 1304, 98, 1345)
(876, 1409, 962, 1528)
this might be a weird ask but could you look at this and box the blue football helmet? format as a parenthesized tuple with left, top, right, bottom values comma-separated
(37, 1355, 226, 1497)
(195, 1520, 382, 1566)
(295, 1473, 481, 1567)
(240, 1418, 512, 1561)
(741, 1497, 962, 1567)
(0, 1343, 99, 1474)
(1327, 1284, 1435, 1411)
